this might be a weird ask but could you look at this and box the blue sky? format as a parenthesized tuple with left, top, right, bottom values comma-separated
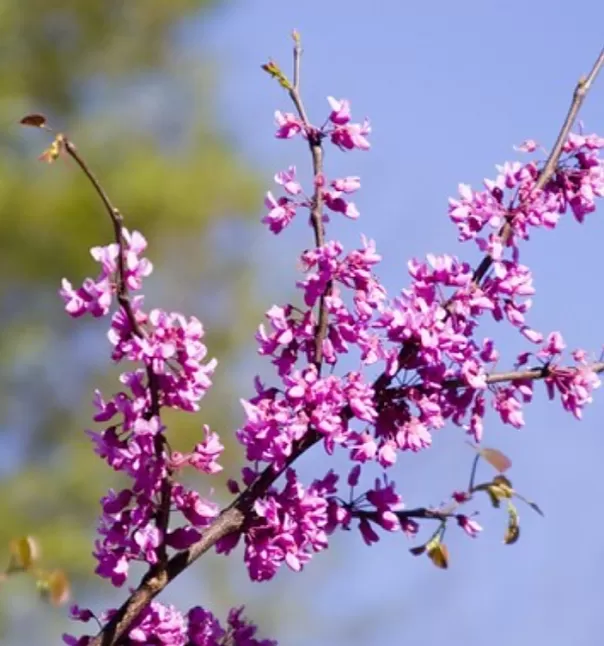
(181, 2, 604, 645)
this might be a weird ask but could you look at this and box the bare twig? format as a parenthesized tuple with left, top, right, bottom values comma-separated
(468, 453, 481, 491)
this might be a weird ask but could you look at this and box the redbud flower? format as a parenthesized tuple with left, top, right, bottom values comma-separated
(457, 515, 482, 538)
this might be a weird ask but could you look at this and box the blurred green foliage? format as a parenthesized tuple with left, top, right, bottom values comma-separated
(0, 0, 267, 634)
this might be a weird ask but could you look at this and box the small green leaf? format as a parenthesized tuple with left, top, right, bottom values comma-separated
(261, 60, 292, 90)
(427, 540, 449, 570)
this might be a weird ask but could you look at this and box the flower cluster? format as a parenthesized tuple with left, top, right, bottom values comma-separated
(65, 602, 276, 646)
(264, 98, 369, 234)
(60, 230, 152, 318)
(57, 50, 604, 645)
(235, 97, 604, 580)
(60, 229, 261, 642)
(63, 234, 223, 589)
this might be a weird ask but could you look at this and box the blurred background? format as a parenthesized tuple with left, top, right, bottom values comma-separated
(1, 1, 604, 644)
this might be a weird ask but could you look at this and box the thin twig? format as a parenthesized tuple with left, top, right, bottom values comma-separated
(382, 361, 604, 409)
(63, 140, 141, 337)
(468, 453, 481, 491)
(287, 36, 330, 369)
(63, 138, 164, 423)
(351, 507, 454, 525)
(447, 360, 604, 390)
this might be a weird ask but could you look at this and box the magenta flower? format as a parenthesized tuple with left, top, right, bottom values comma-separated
(457, 515, 482, 538)
(331, 120, 371, 151)
(263, 191, 298, 234)
(274, 166, 302, 195)
(241, 469, 330, 581)
(331, 176, 361, 193)
(327, 96, 351, 125)
(323, 188, 360, 219)
(274, 110, 303, 138)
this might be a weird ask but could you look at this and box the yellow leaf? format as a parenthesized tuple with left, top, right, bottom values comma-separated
(485, 486, 502, 509)
(38, 135, 65, 164)
(490, 476, 514, 500)
(38, 569, 70, 606)
(493, 474, 513, 488)
(504, 502, 520, 545)
(8, 536, 39, 572)
(427, 541, 449, 569)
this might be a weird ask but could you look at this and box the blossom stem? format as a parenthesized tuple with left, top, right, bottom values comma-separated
(287, 35, 330, 369)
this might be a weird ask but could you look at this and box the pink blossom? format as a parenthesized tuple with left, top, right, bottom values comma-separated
(274, 110, 302, 138)
(263, 191, 298, 234)
(274, 166, 302, 195)
(457, 515, 482, 538)
(327, 96, 351, 124)
(538, 331, 566, 359)
(332, 176, 361, 193)
(323, 189, 360, 219)
(514, 139, 539, 152)
(331, 119, 371, 151)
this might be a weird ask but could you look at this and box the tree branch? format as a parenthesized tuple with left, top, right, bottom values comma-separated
(471, 46, 604, 286)
(60, 138, 177, 633)
(88, 46, 604, 646)
(449, 360, 604, 390)
(377, 47, 604, 394)
(351, 507, 454, 524)
(287, 35, 330, 369)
